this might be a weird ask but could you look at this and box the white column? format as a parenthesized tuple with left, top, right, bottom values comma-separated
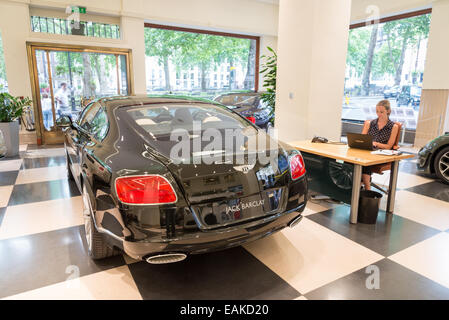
(120, 16, 147, 95)
(421, 0, 449, 135)
(0, 1, 32, 98)
(275, 0, 352, 143)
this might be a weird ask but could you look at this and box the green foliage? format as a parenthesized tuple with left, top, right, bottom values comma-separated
(144, 27, 252, 90)
(0, 93, 32, 122)
(260, 47, 277, 123)
(346, 14, 431, 81)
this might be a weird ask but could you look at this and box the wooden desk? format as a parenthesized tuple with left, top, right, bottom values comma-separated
(289, 140, 414, 224)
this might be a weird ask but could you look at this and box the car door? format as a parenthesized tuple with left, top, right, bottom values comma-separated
(66, 102, 102, 189)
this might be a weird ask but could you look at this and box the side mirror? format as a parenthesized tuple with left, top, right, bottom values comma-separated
(56, 115, 73, 128)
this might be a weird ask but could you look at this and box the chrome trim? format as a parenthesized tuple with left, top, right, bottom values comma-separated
(288, 215, 303, 228)
(146, 253, 187, 264)
(114, 174, 178, 206)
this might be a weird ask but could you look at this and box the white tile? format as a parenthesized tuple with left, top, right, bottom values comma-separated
(123, 253, 140, 265)
(302, 200, 341, 216)
(22, 148, 65, 159)
(243, 218, 383, 295)
(389, 233, 449, 290)
(0, 185, 13, 207)
(382, 190, 449, 231)
(15, 166, 67, 184)
(2, 265, 142, 300)
(371, 170, 432, 189)
(0, 197, 84, 240)
(0, 159, 22, 172)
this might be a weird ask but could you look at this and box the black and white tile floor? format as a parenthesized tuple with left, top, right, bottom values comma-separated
(1, 144, 449, 300)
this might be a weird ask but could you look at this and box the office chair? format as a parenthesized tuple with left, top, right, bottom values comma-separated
(370, 121, 403, 194)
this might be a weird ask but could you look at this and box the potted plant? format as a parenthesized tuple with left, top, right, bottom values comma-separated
(0, 93, 32, 157)
(260, 47, 277, 127)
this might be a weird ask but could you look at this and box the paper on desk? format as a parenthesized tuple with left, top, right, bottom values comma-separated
(371, 149, 401, 156)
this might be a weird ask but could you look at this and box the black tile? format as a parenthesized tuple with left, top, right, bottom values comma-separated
(8, 179, 81, 206)
(0, 207, 5, 227)
(0, 225, 125, 298)
(0, 171, 19, 186)
(306, 205, 439, 256)
(128, 247, 300, 300)
(20, 156, 66, 170)
(406, 181, 449, 203)
(305, 258, 449, 300)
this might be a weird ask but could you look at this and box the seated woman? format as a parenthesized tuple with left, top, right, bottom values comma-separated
(361, 99, 399, 190)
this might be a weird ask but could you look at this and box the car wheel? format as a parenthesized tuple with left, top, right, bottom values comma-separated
(82, 183, 118, 259)
(434, 146, 449, 185)
(66, 151, 74, 181)
(326, 161, 353, 190)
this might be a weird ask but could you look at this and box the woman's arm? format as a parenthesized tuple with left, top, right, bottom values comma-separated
(362, 120, 370, 134)
(373, 124, 399, 150)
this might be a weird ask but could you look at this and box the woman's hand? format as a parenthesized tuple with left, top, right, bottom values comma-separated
(373, 141, 378, 148)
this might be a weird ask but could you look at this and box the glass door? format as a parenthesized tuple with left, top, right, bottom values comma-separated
(28, 44, 132, 144)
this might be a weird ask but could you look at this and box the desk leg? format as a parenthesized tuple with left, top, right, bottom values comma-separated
(350, 164, 362, 224)
(387, 160, 400, 214)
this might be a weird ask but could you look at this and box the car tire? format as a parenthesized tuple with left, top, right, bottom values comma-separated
(82, 184, 119, 259)
(434, 146, 449, 185)
(66, 151, 74, 181)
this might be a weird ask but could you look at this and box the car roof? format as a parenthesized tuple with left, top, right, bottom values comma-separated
(98, 94, 222, 109)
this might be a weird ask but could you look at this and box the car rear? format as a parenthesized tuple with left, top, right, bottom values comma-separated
(111, 100, 307, 261)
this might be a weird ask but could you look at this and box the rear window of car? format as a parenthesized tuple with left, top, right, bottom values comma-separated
(124, 103, 255, 138)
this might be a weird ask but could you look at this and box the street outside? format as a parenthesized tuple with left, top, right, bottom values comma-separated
(341, 95, 419, 129)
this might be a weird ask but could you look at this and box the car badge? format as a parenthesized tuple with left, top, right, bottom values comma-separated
(233, 164, 255, 174)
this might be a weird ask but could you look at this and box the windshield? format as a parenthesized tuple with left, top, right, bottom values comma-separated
(122, 103, 265, 163)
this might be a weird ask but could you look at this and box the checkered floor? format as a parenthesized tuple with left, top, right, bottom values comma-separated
(1, 144, 449, 300)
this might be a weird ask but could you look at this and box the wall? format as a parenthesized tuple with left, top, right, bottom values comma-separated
(350, 0, 432, 22)
(275, 0, 351, 142)
(0, 0, 279, 143)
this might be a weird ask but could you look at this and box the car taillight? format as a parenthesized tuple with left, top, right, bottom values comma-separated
(115, 175, 177, 205)
(246, 116, 256, 124)
(289, 154, 306, 180)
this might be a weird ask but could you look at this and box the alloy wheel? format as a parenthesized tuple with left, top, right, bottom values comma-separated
(438, 151, 449, 181)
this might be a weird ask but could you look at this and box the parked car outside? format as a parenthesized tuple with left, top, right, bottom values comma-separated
(383, 85, 401, 99)
(57, 95, 308, 264)
(213, 92, 273, 131)
(397, 85, 422, 108)
(418, 133, 449, 184)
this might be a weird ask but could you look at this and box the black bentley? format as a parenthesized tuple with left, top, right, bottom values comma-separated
(58, 95, 307, 264)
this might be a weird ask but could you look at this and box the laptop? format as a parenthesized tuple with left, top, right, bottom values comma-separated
(347, 133, 376, 151)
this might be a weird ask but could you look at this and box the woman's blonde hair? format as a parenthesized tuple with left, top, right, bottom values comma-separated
(376, 99, 391, 116)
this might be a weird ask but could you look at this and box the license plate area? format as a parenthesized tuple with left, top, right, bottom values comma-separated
(192, 187, 284, 230)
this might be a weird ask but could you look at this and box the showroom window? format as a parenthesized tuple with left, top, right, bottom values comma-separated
(144, 24, 259, 99)
(30, 16, 120, 39)
(0, 30, 7, 92)
(342, 10, 432, 133)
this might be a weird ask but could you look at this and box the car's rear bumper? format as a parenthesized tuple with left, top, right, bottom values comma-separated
(121, 203, 306, 260)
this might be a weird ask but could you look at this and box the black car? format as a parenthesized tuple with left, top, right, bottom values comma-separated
(213, 92, 273, 131)
(383, 85, 400, 99)
(396, 85, 422, 108)
(58, 95, 307, 264)
(418, 133, 449, 184)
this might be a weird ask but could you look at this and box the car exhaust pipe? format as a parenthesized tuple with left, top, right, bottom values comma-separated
(145, 253, 187, 264)
(288, 215, 303, 228)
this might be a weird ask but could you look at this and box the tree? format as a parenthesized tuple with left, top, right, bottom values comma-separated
(382, 14, 431, 86)
(361, 23, 378, 96)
